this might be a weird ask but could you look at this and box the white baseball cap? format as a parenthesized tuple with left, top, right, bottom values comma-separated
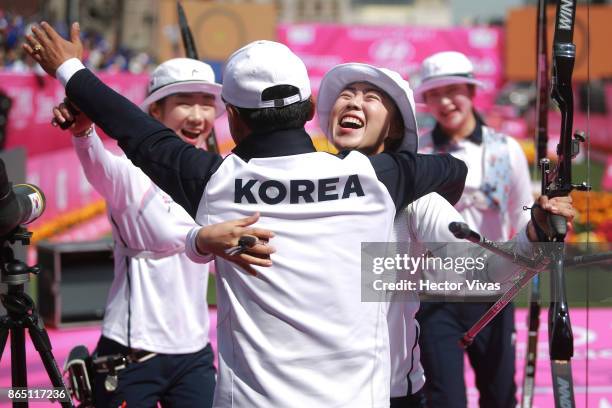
(317, 63, 418, 153)
(221, 40, 312, 109)
(413, 51, 484, 103)
(140, 58, 225, 117)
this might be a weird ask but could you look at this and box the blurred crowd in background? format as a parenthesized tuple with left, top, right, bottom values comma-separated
(0, 9, 155, 73)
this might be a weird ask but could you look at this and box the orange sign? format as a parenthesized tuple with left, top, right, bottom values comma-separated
(506, 5, 612, 81)
(158, 1, 277, 62)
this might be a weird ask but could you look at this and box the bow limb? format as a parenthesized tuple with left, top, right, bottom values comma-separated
(521, 1, 549, 406)
(176, 1, 220, 154)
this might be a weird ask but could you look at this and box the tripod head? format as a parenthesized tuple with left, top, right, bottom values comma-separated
(0, 226, 42, 333)
(1, 226, 40, 287)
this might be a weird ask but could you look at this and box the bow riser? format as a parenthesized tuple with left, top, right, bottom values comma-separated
(548, 42, 575, 200)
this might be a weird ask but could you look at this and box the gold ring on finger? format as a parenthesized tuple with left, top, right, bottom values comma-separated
(33, 44, 43, 54)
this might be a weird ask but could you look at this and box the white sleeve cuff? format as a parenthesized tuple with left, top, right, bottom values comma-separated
(57, 58, 86, 88)
(185, 226, 214, 264)
(71, 126, 97, 148)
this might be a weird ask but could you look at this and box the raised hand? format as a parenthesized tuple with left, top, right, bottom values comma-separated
(22, 21, 83, 77)
(195, 212, 276, 275)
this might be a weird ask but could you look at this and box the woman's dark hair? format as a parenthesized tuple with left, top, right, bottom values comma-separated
(375, 86, 405, 152)
(384, 115, 405, 152)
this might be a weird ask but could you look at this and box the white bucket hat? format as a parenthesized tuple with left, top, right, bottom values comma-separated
(317, 63, 418, 153)
(413, 51, 484, 103)
(140, 58, 225, 117)
(221, 40, 312, 109)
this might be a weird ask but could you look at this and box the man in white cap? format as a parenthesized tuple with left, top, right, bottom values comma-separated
(25, 23, 468, 407)
(413, 51, 533, 408)
(317, 62, 575, 408)
(50, 57, 274, 407)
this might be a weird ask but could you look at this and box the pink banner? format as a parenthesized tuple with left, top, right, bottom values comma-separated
(278, 24, 504, 110)
(0, 72, 150, 157)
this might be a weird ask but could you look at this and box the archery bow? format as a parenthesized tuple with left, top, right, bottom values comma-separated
(522, 1, 549, 406)
(452, 2, 592, 406)
(543, 0, 592, 406)
(176, 1, 220, 154)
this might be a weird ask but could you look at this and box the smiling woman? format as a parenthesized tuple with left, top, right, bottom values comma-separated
(413, 50, 534, 408)
(137, 58, 225, 149)
(149, 93, 217, 147)
(328, 82, 403, 155)
(317, 63, 419, 155)
(316, 63, 431, 408)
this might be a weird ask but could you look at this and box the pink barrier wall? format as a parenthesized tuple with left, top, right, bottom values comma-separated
(0, 72, 150, 157)
(278, 24, 504, 110)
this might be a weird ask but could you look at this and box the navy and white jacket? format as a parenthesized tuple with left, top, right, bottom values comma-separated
(58, 59, 467, 408)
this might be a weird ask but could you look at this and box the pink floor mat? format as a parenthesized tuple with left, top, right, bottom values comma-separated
(1, 307, 610, 407)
